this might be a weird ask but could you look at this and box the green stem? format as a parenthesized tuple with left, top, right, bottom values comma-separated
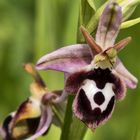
(60, 95, 74, 140)
(69, 117, 87, 140)
(52, 105, 64, 126)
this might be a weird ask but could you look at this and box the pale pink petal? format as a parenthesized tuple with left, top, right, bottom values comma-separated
(52, 89, 68, 103)
(26, 106, 52, 140)
(36, 44, 92, 73)
(96, 2, 122, 49)
(115, 59, 138, 89)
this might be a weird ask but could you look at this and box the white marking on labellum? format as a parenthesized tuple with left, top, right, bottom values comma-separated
(81, 79, 115, 112)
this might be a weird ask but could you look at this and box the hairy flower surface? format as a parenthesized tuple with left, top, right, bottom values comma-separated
(36, 2, 138, 130)
(0, 64, 63, 140)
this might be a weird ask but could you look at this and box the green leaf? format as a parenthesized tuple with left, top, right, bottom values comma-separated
(77, 0, 97, 42)
(80, 0, 96, 26)
(87, 0, 96, 11)
(121, 17, 140, 29)
(86, 1, 108, 34)
(118, 0, 140, 21)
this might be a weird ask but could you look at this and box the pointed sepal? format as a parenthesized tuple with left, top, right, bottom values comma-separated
(96, 2, 122, 49)
(36, 44, 92, 73)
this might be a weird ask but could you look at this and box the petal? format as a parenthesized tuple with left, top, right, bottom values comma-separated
(26, 105, 53, 140)
(72, 68, 126, 129)
(42, 92, 58, 105)
(11, 117, 40, 140)
(73, 86, 115, 130)
(12, 98, 41, 125)
(80, 26, 102, 56)
(42, 90, 66, 113)
(42, 92, 66, 127)
(112, 71, 127, 100)
(36, 44, 92, 73)
(65, 67, 125, 98)
(1, 112, 15, 139)
(65, 67, 90, 94)
(6, 98, 41, 139)
(115, 59, 138, 89)
(113, 37, 132, 52)
(52, 90, 68, 103)
(96, 2, 122, 49)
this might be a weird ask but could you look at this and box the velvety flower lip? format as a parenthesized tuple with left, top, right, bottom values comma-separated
(0, 64, 64, 140)
(36, 2, 138, 130)
(73, 85, 116, 129)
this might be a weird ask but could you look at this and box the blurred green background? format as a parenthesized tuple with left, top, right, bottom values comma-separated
(0, 0, 140, 140)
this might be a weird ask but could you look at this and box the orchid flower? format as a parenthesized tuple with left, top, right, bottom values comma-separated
(36, 2, 138, 130)
(0, 64, 64, 140)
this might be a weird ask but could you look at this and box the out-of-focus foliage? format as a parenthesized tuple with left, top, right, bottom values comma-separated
(0, 0, 140, 140)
